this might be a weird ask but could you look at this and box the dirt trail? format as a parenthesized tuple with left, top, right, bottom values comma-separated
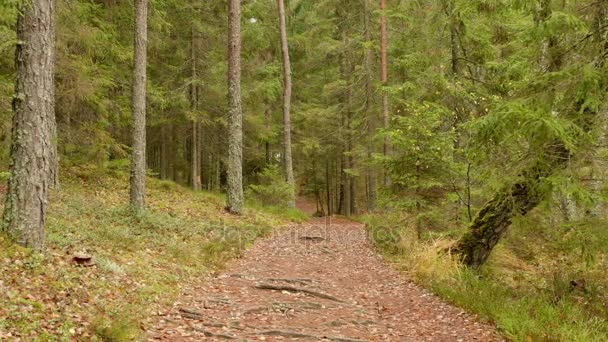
(149, 210, 501, 341)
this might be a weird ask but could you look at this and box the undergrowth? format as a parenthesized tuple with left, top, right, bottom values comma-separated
(0, 165, 305, 341)
(361, 209, 608, 342)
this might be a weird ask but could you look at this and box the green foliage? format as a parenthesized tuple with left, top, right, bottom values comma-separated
(247, 165, 293, 207)
(0, 170, 292, 339)
(381, 101, 456, 206)
(365, 212, 608, 341)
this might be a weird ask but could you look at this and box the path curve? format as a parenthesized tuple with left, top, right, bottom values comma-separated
(149, 216, 501, 341)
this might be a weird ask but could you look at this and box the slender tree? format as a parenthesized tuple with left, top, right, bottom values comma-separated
(191, 24, 202, 191)
(3, 0, 57, 250)
(226, 0, 244, 214)
(130, 0, 148, 211)
(364, 0, 377, 211)
(277, 0, 296, 208)
(380, 0, 390, 186)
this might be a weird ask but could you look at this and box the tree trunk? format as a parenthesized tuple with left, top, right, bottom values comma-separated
(265, 105, 272, 165)
(443, 0, 464, 76)
(326, 159, 332, 216)
(277, 0, 296, 208)
(190, 25, 202, 191)
(226, 0, 244, 214)
(3, 0, 57, 250)
(160, 124, 168, 179)
(454, 146, 570, 268)
(214, 155, 221, 192)
(380, 0, 390, 187)
(364, 0, 377, 212)
(455, 0, 608, 267)
(129, 0, 148, 211)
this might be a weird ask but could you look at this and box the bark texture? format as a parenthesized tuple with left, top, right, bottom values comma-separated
(277, 0, 296, 208)
(454, 146, 570, 268)
(190, 25, 202, 191)
(364, 0, 377, 211)
(3, 0, 57, 250)
(380, 0, 390, 187)
(455, 0, 608, 268)
(129, 0, 148, 211)
(226, 0, 244, 214)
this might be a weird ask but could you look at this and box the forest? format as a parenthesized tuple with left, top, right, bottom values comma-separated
(2, 0, 608, 340)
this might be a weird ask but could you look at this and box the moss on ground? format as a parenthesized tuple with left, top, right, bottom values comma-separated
(0, 166, 305, 341)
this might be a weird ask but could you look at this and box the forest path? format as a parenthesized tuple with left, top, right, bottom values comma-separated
(149, 206, 501, 341)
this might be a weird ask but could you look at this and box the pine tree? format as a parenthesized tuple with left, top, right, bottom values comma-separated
(277, 0, 296, 208)
(226, 0, 244, 214)
(3, 0, 57, 250)
(129, 0, 148, 211)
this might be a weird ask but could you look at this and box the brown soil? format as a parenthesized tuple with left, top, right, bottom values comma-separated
(148, 213, 502, 341)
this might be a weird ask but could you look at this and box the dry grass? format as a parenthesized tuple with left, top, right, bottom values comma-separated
(0, 166, 300, 341)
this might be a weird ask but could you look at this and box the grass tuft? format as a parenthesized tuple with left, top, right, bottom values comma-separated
(0, 166, 296, 341)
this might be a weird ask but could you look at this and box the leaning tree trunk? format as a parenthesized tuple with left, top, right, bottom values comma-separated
(129, 0, 148, 211)
(226, 0, 244, 214)
(3, 0, 57, 250)
(277, 0, 296, 208)
(454, 145, 570, 268)
(455, 0, 608, 267)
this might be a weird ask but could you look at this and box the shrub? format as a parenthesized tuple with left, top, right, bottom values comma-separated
(247, 165, 293, 207)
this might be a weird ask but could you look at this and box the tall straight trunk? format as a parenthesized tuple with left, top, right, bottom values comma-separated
(380, 0, 390, 186)
(129, 0, 148, 211)
(364, 0, 377, 211)
(214, 155, 221, 192)
(265, 106, 271, 165)
(160, 124, 168, 179)
(444, 0, 464, 76)
(3, 0, 56, 250)
(277, 0, 296, 207)
(326, 159, 332, 215)
(226, 0, 244, 214)
(169, 124, 177, 181)
(190, 25, 202, 191)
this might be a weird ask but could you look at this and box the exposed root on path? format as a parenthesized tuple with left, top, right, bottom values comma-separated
(254, 282, 344, 302)
(149, 217, 502, 341)
(253, 329, 366, 342)
(190, 326, 236, 340)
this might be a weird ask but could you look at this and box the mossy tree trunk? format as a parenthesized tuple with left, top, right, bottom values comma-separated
(454, 146, 570, 268)
(3, 0, 57, 250)
(455, 0, 608, 267)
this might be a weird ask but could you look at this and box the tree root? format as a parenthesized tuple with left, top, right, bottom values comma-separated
(266, 277, 313, 285)
(179, 307, 205, 320)
(191, 326, 236, 340)
(253, 330, 367, 342)
(253, 283, 344, 302)
(299, 236, 325, 242)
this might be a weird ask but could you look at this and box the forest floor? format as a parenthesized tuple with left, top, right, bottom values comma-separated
(149, 201, 502, 341)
